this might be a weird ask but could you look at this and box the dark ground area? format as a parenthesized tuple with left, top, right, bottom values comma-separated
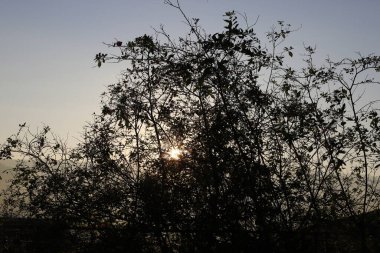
(1, 212, 380, 253)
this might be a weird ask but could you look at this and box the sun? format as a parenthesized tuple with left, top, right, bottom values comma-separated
(168, 147, 182, 160)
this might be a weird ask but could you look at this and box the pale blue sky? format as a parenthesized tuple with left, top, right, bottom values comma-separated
(1, 0, 379, 145)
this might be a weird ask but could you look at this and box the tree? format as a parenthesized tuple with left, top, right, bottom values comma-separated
(1, 1, 380, 252)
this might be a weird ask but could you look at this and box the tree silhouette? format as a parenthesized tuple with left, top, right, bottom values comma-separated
(1, 2, 380, 252)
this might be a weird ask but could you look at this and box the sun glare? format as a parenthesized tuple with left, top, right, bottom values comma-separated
(168, 148, 182, 160)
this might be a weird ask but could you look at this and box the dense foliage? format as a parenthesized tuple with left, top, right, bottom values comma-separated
(1, 2, 380, 252)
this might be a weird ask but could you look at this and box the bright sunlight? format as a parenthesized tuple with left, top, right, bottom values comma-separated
(168, 147, 182, 160)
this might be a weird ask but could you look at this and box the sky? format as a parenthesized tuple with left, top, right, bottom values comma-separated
(0, 0, 379, 146)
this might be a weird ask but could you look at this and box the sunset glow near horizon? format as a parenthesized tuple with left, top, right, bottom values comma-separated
(0, 0, 379, 147)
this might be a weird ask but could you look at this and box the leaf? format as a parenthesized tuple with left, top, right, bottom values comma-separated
(217, 61, 227, 73)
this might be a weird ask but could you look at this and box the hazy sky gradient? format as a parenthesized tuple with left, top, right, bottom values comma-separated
(1, 0, 379, 145)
